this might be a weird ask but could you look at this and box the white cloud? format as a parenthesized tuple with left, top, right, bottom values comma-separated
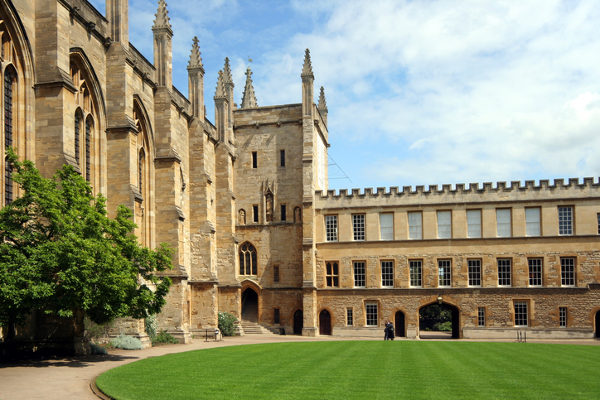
(118, 0, 600, 188)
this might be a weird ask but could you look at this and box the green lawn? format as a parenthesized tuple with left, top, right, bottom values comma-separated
(96, 341, 600, 400)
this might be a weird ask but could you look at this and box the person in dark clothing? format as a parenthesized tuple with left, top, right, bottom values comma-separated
(385, 321, 395, 340)
(384, 321, 389, 340)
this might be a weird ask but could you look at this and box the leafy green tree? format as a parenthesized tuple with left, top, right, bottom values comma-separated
(0, 149, 172, 349)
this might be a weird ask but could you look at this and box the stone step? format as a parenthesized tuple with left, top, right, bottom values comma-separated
(240, 320, 275, 335)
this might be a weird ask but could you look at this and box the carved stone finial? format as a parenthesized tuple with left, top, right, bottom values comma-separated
(214, 70, 226, 99)
(301, 48, 314, 78)
(188, 36, 203, 70)
(241, 67, 258, 109)
(153, 0, 172, 30)
(318, 86, 327, 111)
(222, 57, 233, 86)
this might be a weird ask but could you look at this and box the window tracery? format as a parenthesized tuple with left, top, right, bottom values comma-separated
(239, 242, 257, 275)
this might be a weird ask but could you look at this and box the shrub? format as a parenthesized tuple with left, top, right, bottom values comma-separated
(152, 330, 179, 345)
(84, 317, 114, 343)
(145, 314, 158, 339)
(110, 334, 143, 350)
(434, 321, 452, 332)
(218, 312, 238, 336)
(90, 343, 108, 355)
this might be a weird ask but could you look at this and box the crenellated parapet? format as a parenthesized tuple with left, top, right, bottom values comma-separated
(315, 177, 600, 207)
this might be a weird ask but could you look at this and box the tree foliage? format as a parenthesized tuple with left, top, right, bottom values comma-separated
(0, 149, 172, 342)
(419, 303, 453, 331)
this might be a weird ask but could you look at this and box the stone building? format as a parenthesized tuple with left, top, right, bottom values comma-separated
(1, 0, 599, 344)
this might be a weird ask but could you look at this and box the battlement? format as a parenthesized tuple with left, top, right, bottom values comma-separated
(315, 177, 600, 208)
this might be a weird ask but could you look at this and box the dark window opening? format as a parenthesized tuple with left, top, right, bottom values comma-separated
(280, 149, 285, 167)
(281, 204, 287, 221)
(85, 117, 92, 182)
(4, 68, 15, 205)
(253, 204, 259, 223)
(274, 308, 280, 324)
(274, 265, 280, 282)
(252, 151, 257, 168)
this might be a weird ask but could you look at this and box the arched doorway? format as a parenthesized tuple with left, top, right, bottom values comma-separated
(419, 302, 460, 339)
(595, 310, 600, 339)
(293, 310, 303, 335)
(241, 288, 258, 322)
(395, 311, 406, 337)
(319, 309, 332, 335)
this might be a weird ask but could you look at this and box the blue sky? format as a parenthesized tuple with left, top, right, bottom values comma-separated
(88, 0, 600, 190)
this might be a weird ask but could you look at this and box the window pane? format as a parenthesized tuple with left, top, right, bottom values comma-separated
(353, 261, 366, 287)
(326, 261, 339, 287)
(325, 215, 338, 241)
(352, 214, 365, 241)
(514, 301, 528, 326)
(381, 261, 394, 287)
(366, 303, 378, 326)
(467, 210, 481, 238)
(496, 209, 511, 237)
(560, 257, 575, 286)
(468, 259, 481, 286)
(559, 307, 567, 327)
(558, 206, 573, 235)
(408, 212, 422, 240)
(409, 260, 422, 287)
(438, 259, 451, 287)
(528, 258, 543, 286)
(497, 259, 511, 286)
(346, 308, 353, 326)
(525, 208, 541, 236)
(478, 307, 485, 327)
(437, 211, 451, 239)
(379, 213, 394, 240)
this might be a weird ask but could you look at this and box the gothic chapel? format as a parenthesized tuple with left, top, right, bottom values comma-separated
(2, 0, 600, 345)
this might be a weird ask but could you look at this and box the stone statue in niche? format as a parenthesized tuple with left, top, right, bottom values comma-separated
(239, 209, 246, 225)
(265, 192, 273, 222)
(294, 206, 302, 223)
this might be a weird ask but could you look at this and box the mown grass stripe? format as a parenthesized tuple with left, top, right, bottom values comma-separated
(96, 341, 600, 400)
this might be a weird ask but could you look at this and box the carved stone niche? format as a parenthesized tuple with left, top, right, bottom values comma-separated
(263, 179, 276, 223)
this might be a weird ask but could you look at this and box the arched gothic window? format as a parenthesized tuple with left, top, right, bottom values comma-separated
(4, 67, 15, 205)
(69, 56, 98, 188)
(239, 242, 257, 275)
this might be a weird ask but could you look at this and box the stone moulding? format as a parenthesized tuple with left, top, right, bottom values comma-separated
(316, 177, 600, 200)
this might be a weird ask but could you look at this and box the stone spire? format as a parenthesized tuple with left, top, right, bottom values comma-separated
(318, 86, 328, 126)
(188, 36, 203, 70)
(214, 70, 226, 99)
(241, 67, 258, 109)
(188, 37, 205, 118)
(318, 86, 327, 111)
(222, 57, 233, 87)
(301, 49, 314, 117)
(152, 0, 173, 88)
(153, 0, 172, 31)
(301, 48, 314, 78)
(221, 58, 234, 127)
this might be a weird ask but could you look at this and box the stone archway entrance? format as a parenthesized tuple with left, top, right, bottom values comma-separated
(419, 302, 460, 339)
(595, 310, 600, 339)
(319, 310, 332, 335)
(395, 311, 406, 337)
(241, 288, 258, 322)
(293, 310, 303, 335)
